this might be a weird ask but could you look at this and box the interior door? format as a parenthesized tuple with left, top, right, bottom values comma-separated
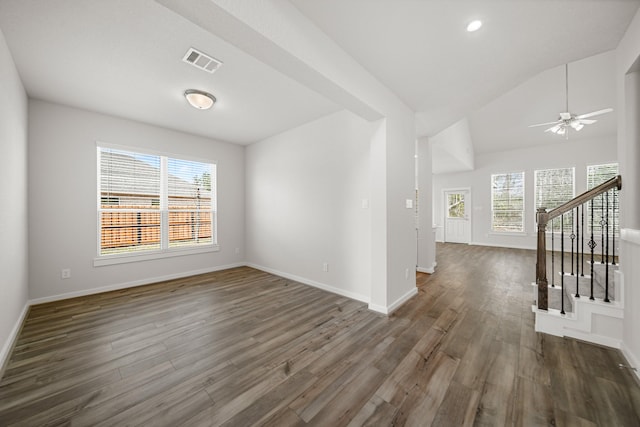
(444, 190, 470, 243)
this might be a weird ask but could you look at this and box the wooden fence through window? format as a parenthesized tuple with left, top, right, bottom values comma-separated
(100, 205, 212, 250)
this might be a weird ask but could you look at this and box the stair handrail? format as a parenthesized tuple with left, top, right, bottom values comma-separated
(536, 175, 622, 310)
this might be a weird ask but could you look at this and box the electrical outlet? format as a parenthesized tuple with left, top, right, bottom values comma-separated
(61, 268, 71, 279)
(323, 262, 329, 272)
(235, 247, 240, 254)
(405, 268, 409, 280)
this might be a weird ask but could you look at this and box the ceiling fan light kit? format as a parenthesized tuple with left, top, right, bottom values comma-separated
(529, 63, 612, 139)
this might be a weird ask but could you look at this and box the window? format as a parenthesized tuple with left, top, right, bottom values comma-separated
(447, 193, 465, 218)
(587, 163, 618, 189)
(491, 172, 524, 232)
(587, 163, 619, 236)
(98, 146, 216, 260)
(535, 167, 575, 232)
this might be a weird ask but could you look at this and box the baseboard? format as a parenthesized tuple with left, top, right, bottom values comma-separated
(417, 262, 436, 274)
(563, 329, 622, 349)
(28, 262, 246, 305)
(370, 286, 419, 315)
(368, 303, 388, 314)
(0, 302, 30, 379)
(387, 287, 419, 314)
(469, 241, 535, 251)
(620, 342, 640, 383)
(245, 263, 370, 304)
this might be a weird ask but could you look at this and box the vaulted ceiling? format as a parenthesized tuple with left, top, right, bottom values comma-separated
(292, 0, 635, 139)
(1, 0, 638, 163)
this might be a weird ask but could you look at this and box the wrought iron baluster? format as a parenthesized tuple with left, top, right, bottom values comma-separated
(605, 191, 610, 303)
(561, 213, 565, 315)
(601, 193, 605, 266)
(581, 203, 584, 276)
(589, 199, 596, 300)
(575, 207, 580, 298)
(551, 218, 555, 287)
(570, 209, 575, 276)
(612, 188, 617, 266)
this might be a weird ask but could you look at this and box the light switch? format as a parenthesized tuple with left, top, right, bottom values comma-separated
(362, 199, 369, 209)
(406, 199, 413, 209)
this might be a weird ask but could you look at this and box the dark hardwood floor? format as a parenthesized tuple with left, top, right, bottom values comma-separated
(1, 243, 639, 426)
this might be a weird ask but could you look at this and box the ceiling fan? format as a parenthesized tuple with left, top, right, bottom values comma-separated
(528, 63, 612, 138)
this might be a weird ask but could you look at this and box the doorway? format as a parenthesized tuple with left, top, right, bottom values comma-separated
(444, 189, 471, 244)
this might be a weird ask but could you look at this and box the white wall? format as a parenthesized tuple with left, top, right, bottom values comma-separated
(0, 28, 29, 366)
(433, 137, 617, 249)
(430, 118, 475, 174)
(28, 100, 245, 301)
(417, 136, 436, 273)
(164, 0, 420, 313)
(616, 7, 640, 378)
(245, 110, 375, 302)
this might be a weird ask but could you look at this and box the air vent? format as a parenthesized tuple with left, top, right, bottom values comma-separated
(182, 47, 223, 74)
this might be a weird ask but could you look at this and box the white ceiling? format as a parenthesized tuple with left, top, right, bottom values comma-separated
(0, 0, 340, 144)
(0, 0, 638, 159)
(470, 50, 618, 154)
(291, 0, 638, 140)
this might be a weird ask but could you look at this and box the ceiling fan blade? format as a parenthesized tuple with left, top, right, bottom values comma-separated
(576, 108, 613, 119)
(578, 119, 597, 125)
(528, 120, 561, 128)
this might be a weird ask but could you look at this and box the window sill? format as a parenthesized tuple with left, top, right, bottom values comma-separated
(488, 231, 527, 237)
(94, 245, 220, 267)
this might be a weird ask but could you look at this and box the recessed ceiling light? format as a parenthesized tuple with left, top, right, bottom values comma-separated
(467, 20, 482, 32)
(184, 89, 216, 110)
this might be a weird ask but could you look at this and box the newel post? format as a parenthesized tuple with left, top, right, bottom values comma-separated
(536, 208, 549, 310)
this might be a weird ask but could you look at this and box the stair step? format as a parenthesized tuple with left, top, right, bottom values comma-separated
(560, 272, 591, 279)
(587, 260, 620, 266)
(546, 270, 615, 313)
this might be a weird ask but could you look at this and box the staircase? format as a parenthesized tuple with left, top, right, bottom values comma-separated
(533, 176, 624, 348)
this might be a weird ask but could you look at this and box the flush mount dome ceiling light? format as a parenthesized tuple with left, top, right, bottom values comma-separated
(184, 89, 216, 110)
(466, 20, 482, 32)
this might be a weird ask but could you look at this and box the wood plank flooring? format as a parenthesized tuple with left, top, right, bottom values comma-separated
(1, 243, 639, 426)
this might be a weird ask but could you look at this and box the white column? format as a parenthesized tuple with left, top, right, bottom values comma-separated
(369, 120, 388, 311)
(417, 136, 436, 273)
(623, 70, 640, 229)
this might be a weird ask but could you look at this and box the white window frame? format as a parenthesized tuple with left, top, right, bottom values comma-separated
(490, 171, 525, 233)
(94, 143, 218, 267)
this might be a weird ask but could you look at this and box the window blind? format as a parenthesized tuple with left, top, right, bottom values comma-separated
(167, 158, 215, 248)
(535, 167, 575, 232)
(491, 171, 524, 232)
(587, 163, 619, 236)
